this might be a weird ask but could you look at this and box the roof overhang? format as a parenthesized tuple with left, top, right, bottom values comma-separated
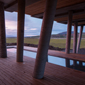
(1, 0, 85, 26)
(1, 0, 40, 12)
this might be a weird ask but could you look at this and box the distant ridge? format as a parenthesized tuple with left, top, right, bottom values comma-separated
(6, 31, 85, 38)
(51, 31, 74, 38)
(26, 31, 74, 38)
(58, 31, 74, 35)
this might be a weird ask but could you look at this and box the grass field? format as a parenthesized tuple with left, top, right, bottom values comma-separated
(6, 38, 85, 49)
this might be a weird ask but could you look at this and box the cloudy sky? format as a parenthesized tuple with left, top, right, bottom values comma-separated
(5, 11, 85, 37)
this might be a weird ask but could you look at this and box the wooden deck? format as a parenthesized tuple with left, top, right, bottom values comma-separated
(0, 51, 85, 85)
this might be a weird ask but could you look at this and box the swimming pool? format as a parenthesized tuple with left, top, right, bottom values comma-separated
(7, 48, 72, 67)
(7, 48, 85, 67)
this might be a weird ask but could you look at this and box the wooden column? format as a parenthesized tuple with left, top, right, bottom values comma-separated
(17, 0, 25, 62)
(65, 11, 73, 67)
(73, 22, 78, 67)
(77, 25, 83, 66)
(0, 2, 7, 58)
(77, 25, 83, 53)
(33, 0, 57, 79)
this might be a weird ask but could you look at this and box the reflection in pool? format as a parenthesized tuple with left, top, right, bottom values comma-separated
(7, 48, 66, 67)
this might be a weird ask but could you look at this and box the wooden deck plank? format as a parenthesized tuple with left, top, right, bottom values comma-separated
(0, 51, 85, 85)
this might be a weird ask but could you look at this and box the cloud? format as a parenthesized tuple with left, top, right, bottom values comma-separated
(25, 35, 37, 37)
(5, 11, 85, 37)
(30, 28, 37, 30)
(52, 21, 67, 34)
(5, 11, 42, 37)
(5, 11, 17, 21)
(5, 20, 17, 30)
(6, 28, 17, 37)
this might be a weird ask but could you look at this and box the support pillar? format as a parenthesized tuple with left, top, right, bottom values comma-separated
(77, 25, 83, 66)
(77, 25, 83, 53)
(0, 2, 7, 58)
(17, 0, 25, 62)
(65, 11, 73, 67)
(33, 0, 57, 79)
(73, 22, 78, 67)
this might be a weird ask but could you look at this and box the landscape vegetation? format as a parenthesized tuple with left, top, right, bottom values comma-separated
(6, 31, 85, 49)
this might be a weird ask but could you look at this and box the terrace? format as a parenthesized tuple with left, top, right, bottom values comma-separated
(0, 0, 85, 84)
(0, 51, 85, 85)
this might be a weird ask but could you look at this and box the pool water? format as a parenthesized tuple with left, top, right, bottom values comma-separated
(7, 48, 66, 67)
(7, 48, 85, 67)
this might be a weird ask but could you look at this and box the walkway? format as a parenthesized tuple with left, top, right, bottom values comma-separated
(0, 51, 85, 85)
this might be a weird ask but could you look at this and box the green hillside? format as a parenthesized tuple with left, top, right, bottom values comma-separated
(6, 38, 85, 49)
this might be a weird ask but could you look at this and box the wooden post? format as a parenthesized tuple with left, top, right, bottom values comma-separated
(73, 22, 78, 67)
(77, 25, 83, 53)
(17, 0, 25, 62)
(33, 0, 57, 79)
(0, 1, 7, 58)
(77, 25, 83, 66)
(65, 11, 73, 67)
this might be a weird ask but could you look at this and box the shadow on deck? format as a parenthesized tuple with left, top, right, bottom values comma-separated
(0, 51, 85, 85)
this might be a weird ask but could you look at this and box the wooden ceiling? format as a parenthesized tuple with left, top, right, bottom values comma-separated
(4, 0, 40, 12)
(0, 0, 15, 6)
(2, 0, 85, 25)
(25, 0, 85, 15)
(25, 0, 85, 25)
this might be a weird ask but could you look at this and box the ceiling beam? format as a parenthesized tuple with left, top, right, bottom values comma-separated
(57, 20, 85, 25)
(32, 2, 85, 18)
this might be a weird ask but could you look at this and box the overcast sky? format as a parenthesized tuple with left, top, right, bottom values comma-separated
(5, 11, 85, 37)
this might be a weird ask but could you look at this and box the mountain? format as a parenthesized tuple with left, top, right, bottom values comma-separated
(6, 31, 85, 38)
(58, 31, 74, 35)
(51, 31, 74, 38)
(25, 31, 74, 38)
